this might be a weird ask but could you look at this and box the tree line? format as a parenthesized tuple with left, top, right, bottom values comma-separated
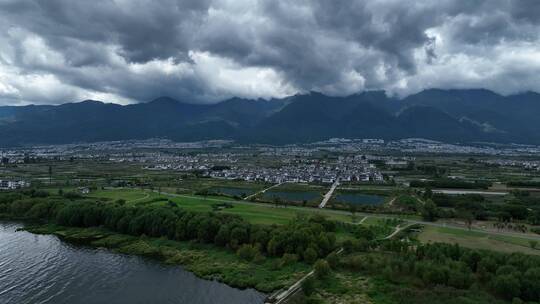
(0, 193, 337, 263)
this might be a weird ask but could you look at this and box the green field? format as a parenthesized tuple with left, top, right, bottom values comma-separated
(418, 225, 540, 255)
(83, 188, 353, 225)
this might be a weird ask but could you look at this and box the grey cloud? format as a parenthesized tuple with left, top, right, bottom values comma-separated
(0, 0, 540, 105)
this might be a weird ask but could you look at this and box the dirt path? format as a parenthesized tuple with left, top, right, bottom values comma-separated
(244, 182, 284, 200)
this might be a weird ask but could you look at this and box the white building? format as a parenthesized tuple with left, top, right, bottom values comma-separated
(0, 180, 30, 190)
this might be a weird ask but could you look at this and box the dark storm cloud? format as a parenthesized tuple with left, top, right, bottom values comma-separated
(0, 0, 540, 105)
(1, 0, 210, 63)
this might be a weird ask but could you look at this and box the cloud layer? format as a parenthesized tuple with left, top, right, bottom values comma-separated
(1, 0, 540, 105)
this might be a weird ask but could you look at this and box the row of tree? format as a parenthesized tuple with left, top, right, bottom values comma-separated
(0, 193, 337, 263)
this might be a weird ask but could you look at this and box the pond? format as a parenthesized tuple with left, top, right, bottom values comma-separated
(334, 193, 385, 205)
(209, 187, 256, 197)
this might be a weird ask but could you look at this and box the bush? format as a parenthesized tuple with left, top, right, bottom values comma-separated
(237, 244, 258, 261)
(253, 253, 265, 264)
(314, 259, 331, 278)
(302, 276, 317, 296)
(326, 252, 339, 269)
(281, 253, 299, 266)
(303, 247, 318, 264)
(491, 274, 521, 300)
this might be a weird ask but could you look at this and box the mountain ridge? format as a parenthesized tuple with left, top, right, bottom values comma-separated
(1, 88, 539, 146)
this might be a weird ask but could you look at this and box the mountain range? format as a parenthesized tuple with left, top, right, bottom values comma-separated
(1, 88, 540, 146)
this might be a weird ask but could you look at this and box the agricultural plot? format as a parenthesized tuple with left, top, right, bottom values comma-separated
(417, 225, 540, 255)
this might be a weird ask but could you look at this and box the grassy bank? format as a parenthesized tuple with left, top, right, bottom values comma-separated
(25, 224, 310, 293)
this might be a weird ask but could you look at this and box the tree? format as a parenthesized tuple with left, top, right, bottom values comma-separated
(303, 247, 318, 264)
(349, 204, 358, 222)
(491, 274, 521, 300)
(423, 187, 433, 199)
(214, 225, 231, 246)
(421, 199, 438, 222)
(522, 267, 540, 301)
(273, 196, 282, 208)
(302, 276, 316, 296)
(237, 244, 258, 261)
(458, 210, 475, 230)
(314, 259, 331, 278)
(326, 252, 339, 269)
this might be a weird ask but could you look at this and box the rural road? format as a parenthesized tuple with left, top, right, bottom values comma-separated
(244, 182, 284, 200)
(319, 180, 339, 208)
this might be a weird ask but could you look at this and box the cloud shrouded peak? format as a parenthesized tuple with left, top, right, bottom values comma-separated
(0, 0, 540, 105)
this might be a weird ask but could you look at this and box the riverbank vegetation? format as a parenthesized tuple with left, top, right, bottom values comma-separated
(0, 190, 338, 292)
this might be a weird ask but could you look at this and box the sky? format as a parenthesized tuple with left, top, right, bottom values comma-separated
(0, 0, 540, 106)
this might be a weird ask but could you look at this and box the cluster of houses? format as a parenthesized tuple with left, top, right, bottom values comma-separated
(481, 159, 540, 171)
(0, 180, 30, 190)
(206, 162, 383, 184)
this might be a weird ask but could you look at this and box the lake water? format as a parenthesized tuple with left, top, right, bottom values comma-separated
(334, 193, 385, 205)
(0, 222, 265, 304)
(262, 191, 320, 202)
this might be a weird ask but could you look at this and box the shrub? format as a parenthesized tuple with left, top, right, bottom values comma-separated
(491, 274, 521, 300)
(302, 276, 317, 296)
(237, 244, 258, 261)
(281, 253, 299, 266)
(326, 252, 339, 269)
(303, 247, 318, 264)
(314, 259, 331, 279)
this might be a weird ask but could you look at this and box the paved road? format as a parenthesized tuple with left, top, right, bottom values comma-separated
(244, 182, 284, 200)
(319, 180, 339, 208)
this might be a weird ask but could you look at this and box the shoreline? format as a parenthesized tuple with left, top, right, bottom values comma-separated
(16, 221, 308, 295)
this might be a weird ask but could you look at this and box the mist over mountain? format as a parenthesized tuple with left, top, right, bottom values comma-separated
(0, 89, 539, 147)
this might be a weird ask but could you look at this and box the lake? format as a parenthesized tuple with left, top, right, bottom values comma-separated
(209, 187, 256, 197)
(0, 222, 265, 304)
(334, 193, 385, 205)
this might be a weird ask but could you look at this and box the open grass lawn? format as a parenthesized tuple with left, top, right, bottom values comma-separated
(85, 188, 540, 251)
(418, 226, 540, 255)
(167, 194, 354, 225)
(86, 188, 353, 225)
(177, 178, 270, 193)
(88, 188, 150, 202)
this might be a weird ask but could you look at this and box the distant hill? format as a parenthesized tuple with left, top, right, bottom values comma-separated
(1, 88, 539, 146)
